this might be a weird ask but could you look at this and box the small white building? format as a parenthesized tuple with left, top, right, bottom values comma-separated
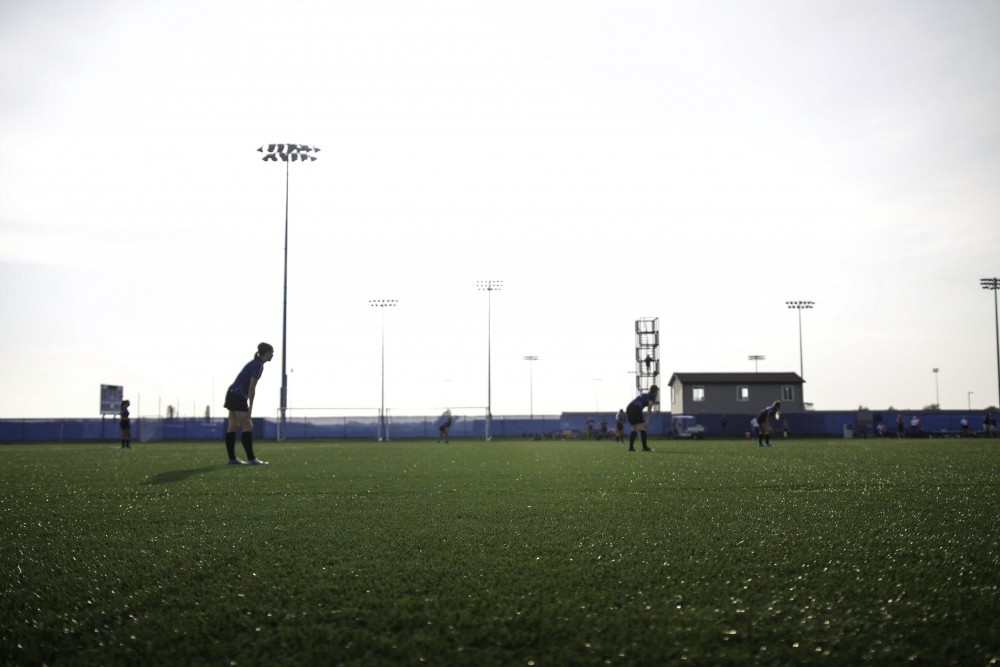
(667, 372, 806, 415)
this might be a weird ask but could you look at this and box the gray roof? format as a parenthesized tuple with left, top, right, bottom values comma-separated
(668, 372, 804, 384)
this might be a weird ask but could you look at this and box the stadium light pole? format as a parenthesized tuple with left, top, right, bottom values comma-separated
(748, 354, 766, 372)
(982, 278, 1000, 407)
(523, 356, 539, 420)
(932, 368, 940, 408)
(370, 300, 397, 441)
(477, 280, 503, 441)
(968, 391, 973, 411)
(787, 301, 814, 408)
(258, 143, 319, 432)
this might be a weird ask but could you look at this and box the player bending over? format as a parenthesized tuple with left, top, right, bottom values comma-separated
(223, 342, 273, 465)
(756, 400, 781, 448)
(626, 384, 658, 452)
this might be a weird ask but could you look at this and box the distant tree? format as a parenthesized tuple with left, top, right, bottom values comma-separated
(922, 403, 940, 411)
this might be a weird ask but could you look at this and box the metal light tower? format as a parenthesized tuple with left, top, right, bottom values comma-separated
(786, 301, 814, 408)
(477, 280, 503, 441)
(258, 143, 319, 431)
(982, 278, 1000, 407)
(748, 354, 766, 372)
(370, 299, 397, 441)
(932, 368, 940, 408)
(523, 356, 539, 419)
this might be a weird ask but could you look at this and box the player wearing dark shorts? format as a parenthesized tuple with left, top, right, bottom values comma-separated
(756, 400, 781, 447)
(119, 399, 131, 449)
(625, 385, 658, 452)
(224, 342, 274, 465)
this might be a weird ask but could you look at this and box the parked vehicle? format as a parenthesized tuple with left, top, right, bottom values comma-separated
(671, 415, 706, 439)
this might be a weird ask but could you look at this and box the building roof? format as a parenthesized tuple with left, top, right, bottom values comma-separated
(668, 372, 804, 384)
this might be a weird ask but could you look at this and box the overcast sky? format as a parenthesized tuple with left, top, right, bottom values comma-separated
(2, 0, 999, 421)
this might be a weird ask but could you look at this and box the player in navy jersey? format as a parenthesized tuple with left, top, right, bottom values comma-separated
(625, 384, 658, 452)
(756, 400, 781, 447)
(223, 342, 274, 465)
(119, 399, 131, 449)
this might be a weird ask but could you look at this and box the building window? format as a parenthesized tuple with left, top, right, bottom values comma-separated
(737, 386, 749, 402)
(692, 386, 705, 402)
(782, 386, 794, 401)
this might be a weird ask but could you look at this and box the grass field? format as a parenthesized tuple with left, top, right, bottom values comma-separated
(2, 437, 999, 666)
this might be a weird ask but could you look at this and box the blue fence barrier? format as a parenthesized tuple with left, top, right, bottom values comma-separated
(0, 410, 991, 442)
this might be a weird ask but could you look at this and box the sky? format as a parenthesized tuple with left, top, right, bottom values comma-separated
(1, 0, 999, 420)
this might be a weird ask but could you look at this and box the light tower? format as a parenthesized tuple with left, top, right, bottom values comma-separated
(258, 143, 319, 434)
(370, 299, 397, 441)
(523, 356, 539, 419)
(786, 301, 814, 405)
(982, 278, 1000, 407)
(477, 280, 503, 441)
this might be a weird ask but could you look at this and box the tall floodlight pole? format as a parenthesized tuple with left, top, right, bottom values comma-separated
(523, 356, 539, 419)
(932, 368, 940, 408)
(748, 355, 766, 372)
(477, 280, 503, 441)
(982, 278, 1000, 407)
(786, 301, 814, 399)
(258, 143, 319, 432)
(370, 300, 397, 441)
(968, 391, 974, 411)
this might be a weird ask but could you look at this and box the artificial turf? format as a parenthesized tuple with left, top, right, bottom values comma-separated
(1, 437, 998, 665)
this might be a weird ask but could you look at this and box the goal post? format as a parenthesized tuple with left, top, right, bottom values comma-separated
(275, 406, 488, 441)
(276, 407, 381, 441)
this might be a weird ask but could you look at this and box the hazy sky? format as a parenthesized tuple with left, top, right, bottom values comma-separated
(2, 0, 999, 420)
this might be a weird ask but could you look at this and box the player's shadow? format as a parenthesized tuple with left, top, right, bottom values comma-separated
(146, 466, 221, 485)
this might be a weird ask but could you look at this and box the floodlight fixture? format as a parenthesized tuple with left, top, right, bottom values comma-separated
(259, 142, 319, 430)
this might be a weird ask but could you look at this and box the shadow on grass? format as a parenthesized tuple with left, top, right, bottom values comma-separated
(146, 466, 223, 485)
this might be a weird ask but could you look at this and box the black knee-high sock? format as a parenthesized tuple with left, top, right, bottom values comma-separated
(641, 431, 648, 448)
(241, 432, 255, 461)
(225, 432, 237, 460)
(629, 432, 637, 448)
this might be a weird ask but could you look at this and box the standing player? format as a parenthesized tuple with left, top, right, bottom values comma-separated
(625, 385, 658, 452)
(438, 412, 453, 443)
(756, 400, 781, 447)
(615, 409, 626, 444)
(223, 342, 274, 465)
(119, 399, 131, 449)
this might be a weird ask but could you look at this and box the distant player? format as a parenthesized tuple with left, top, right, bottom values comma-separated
(438, 412, 453, 443)
(615, 409, 626, 444)
(223, 342, 273, 465)
(625, 385, 658, 452)
(756, 400, 781, 447)
(119, 399, 131, 449)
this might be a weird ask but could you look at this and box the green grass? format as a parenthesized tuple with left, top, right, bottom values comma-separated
(2, 438, 999, 666)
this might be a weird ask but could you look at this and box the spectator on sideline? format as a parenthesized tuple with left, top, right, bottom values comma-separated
(625, 385, 658, 452)
(223, 342, 273, 465)
(896, 415, 905, 438)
